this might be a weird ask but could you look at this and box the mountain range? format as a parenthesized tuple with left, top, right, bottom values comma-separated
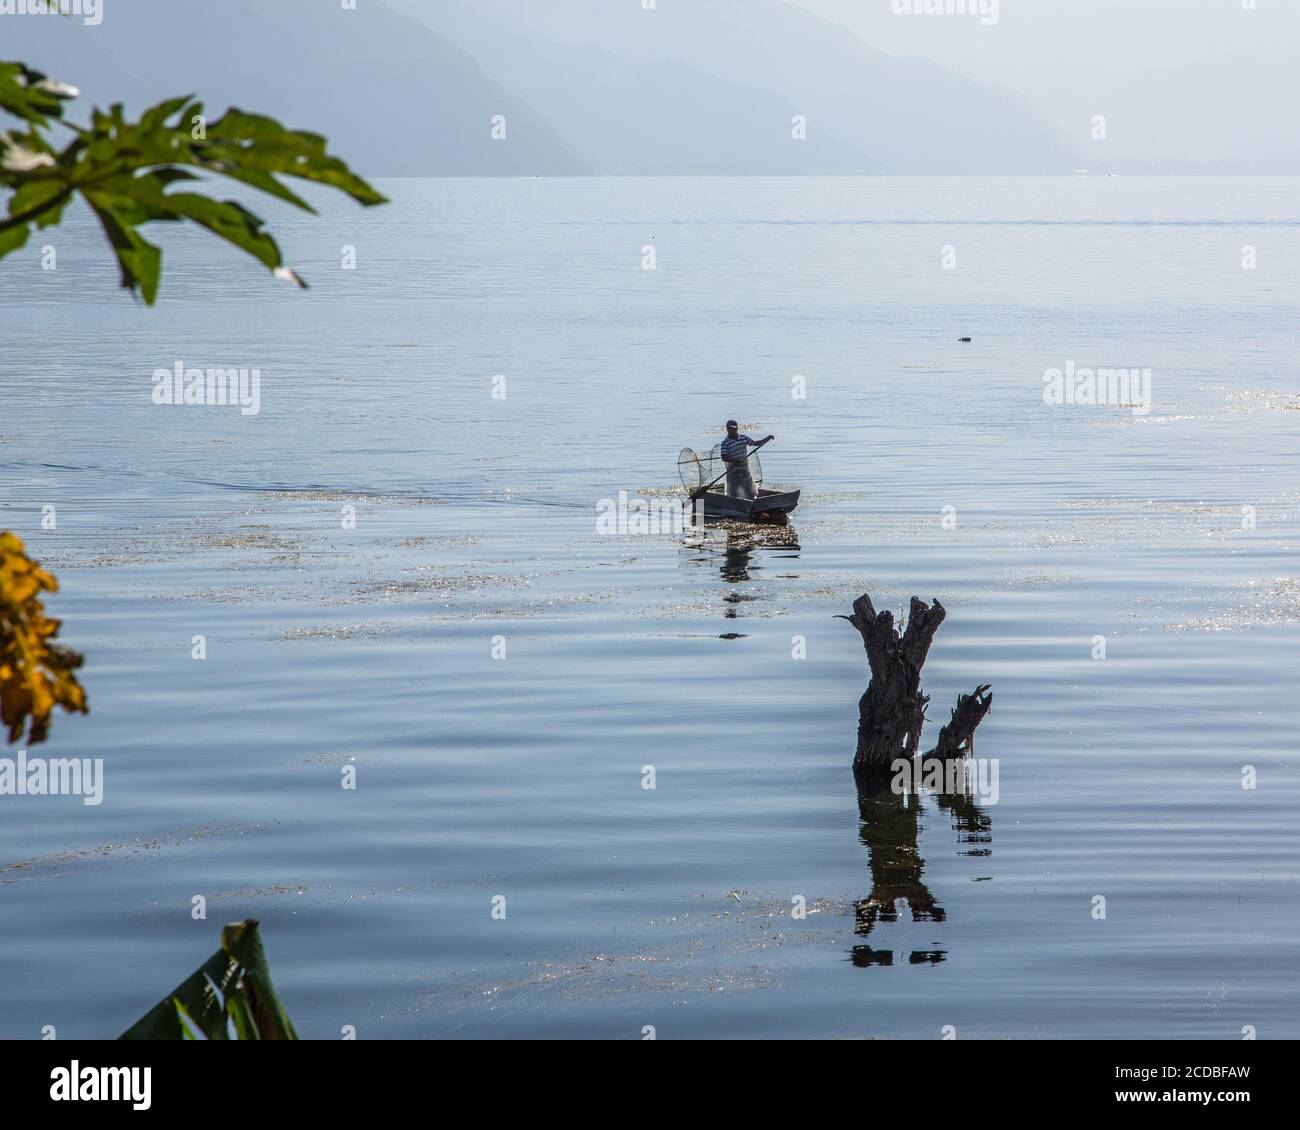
(389, 0, 1076, 175)
(3, 0, 1079, 175)
(1, 0, 585, 175)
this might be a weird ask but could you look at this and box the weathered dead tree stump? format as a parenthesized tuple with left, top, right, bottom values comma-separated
(839, 594, 992, 778)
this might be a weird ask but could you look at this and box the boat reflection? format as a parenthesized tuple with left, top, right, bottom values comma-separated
(678, 521, 800, 589)
(721, 530, 754, 585)
(851, 756, 993, 968)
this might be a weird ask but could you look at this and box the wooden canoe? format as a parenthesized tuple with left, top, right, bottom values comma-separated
(697, 487, 800, 525)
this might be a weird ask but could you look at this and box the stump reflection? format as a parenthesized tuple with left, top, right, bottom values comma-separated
(851, 756, 993, 969)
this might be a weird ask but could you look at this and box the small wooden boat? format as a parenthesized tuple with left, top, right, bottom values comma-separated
(698, 487, 801, 525)
(678, 443, 800, 525)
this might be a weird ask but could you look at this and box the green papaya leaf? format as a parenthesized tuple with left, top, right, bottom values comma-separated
(0, 62, 75, 126)
(0, 221, 28, 258)
(85, 197, 162, 305)
(1, 69, 386, 302)
(7, 178, 71, 229)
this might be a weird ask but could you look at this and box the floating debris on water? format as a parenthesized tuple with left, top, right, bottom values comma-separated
(276, 623, 400, 642)
(1165, 577, 1300, 633)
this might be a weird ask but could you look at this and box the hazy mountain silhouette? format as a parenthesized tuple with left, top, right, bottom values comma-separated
(1, 0, 586, 176)
(441, 0, 1076, 174)
(2, 0, 1082, 175)
(388, 0, 876, 174)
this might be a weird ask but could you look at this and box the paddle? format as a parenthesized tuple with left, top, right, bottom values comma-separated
(690, 435, 773, 501)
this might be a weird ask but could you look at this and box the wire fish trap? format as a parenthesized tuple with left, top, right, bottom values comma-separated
(678, 447, 705, 493)
(677, 445, 765, 493)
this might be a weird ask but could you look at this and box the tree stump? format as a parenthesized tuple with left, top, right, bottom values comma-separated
(839, 593, 991, 778)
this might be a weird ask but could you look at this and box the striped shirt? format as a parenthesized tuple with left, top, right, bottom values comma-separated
(720, 434, 754, 462)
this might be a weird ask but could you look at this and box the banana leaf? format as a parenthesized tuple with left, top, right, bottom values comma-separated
(119, 919, 298, 1040)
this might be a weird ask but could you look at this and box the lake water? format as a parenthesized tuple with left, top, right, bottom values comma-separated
(2, 177, 1299, 1040)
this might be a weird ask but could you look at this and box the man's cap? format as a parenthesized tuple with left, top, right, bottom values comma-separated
(725, 419, 738, 427)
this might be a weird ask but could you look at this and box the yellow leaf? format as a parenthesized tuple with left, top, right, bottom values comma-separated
(0, 531, 88, 745)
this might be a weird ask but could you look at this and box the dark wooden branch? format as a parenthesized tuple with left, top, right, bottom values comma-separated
(840, 594, 990, 779)
(927, 685, 993, 759)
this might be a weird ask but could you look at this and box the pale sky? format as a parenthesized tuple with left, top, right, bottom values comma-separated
(788, 0, 1300, 167)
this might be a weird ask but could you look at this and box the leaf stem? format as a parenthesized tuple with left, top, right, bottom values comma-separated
(0, 185, 73, 233)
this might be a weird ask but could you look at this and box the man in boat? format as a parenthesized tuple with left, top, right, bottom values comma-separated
(720, 420, 774, 500)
